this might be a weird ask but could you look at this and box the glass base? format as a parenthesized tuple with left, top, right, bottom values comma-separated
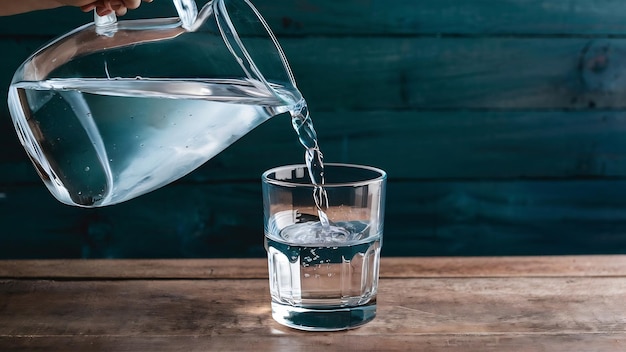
(271, 301, 377, 331)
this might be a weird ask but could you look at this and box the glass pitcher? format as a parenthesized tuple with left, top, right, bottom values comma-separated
(7, 0, 303, 207)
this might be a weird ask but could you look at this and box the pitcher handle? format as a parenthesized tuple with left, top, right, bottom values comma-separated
(93, 0, 200, 33)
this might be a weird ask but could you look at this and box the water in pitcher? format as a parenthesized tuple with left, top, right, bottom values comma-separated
(9, 77, 300, 206)
(7, 0, 320, 207)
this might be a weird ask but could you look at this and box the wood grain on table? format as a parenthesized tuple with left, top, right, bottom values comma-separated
(1, 256, 625, 351)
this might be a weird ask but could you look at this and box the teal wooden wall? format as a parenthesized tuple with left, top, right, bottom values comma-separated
(2, 0, 626, 258)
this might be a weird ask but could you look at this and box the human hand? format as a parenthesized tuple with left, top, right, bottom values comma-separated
(77, 0, 153, 16)
(0, 0, 151, 17)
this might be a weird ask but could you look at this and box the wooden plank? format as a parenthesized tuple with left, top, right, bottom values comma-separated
(1, 334, 625, 352)
(4, 0, 626, 37)
(0, 259, 271, 279)
(283, 37, 626, 110)
(383, 179, 626, 256)
(0, 277, 624, 336)
(196, 109, 626, 180)
(0, 182, 269, 259)
(3, 179, 626, 258)
(258, 0, 626, 36)
(1, 256, 626, 279)
(1, 257, 625, 351)
(4, 108, 626, 183)
(2, 36, 625, 111)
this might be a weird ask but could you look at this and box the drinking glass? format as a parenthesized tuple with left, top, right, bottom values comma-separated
(262, 163, 387, 331)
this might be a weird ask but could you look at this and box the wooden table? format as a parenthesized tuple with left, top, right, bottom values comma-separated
(1, 256, 625, 351)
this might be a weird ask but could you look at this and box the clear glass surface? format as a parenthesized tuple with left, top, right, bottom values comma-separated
(7, 0, 301, 207)
(262, 163, 387, 331)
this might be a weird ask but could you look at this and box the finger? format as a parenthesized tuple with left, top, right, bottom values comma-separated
(109, 0, 123, 8)
(122, 0, 142, 9)
(115, 7, 129, 15)
(95, 0, 117, 15)
(107, 0, 128, 15)
(95, 7, 114, 16)
(80, 3, 97, 12)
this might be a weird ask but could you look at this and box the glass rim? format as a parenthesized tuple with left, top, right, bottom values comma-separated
(262, 163, 387, 188)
